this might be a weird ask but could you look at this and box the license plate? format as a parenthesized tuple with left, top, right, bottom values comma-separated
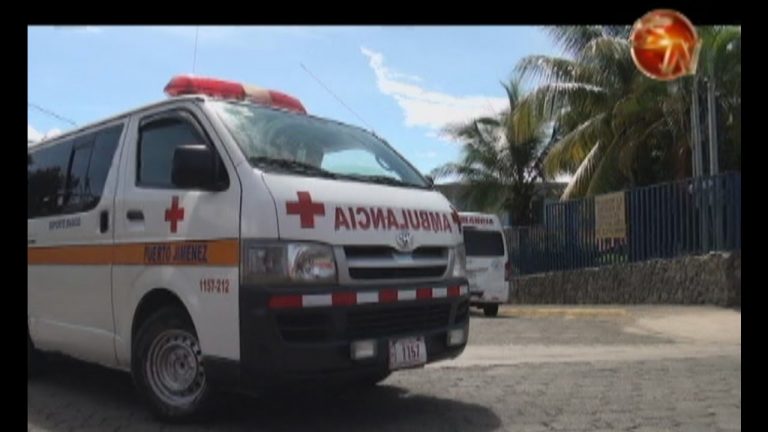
(389, 336, 427, 370)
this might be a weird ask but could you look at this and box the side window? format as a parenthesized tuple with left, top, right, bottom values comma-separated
(27, 124, 124, 219)
(28, 140, 73, 219)
(62, 135, 95, 214)
(85, 125, 123, 208)
(138, 116, 207, 188)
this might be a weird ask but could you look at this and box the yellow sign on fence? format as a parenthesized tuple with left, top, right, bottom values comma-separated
(595, 192, 627, 240)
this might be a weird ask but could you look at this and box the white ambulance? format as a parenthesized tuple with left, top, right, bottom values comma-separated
(459, 212, 510, 317)
(28, 76, 470, 420)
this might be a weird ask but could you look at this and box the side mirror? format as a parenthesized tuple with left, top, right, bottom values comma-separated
(425, 175, 435, 188)
(171, 145, 222, 191)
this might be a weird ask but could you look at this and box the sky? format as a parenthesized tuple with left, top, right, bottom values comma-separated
(28, 26, 565, 181)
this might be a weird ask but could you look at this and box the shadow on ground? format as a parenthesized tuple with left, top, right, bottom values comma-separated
(28, 355, 501, 432)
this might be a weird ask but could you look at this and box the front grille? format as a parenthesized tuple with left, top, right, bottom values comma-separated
(343, 246, 393, 259)
(348, 266, 447, 280)
(343, 245, 450, 281)
(346, 303, 452, 339)
(344, 246, 445, 259)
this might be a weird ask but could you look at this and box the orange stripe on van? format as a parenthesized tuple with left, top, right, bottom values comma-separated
(28, 244, 114, 265)
(28, 239, 239, 266)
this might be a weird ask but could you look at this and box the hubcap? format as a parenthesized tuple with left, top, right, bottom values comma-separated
(145, 329, 206, 407)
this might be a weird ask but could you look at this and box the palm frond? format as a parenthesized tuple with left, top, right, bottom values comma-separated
(600, 26, 631, 39)
(543, 113, 606, 177)
(519, 82, 608, 121)
(578, 36, 636, 89)
(616, 117, 667, 181)
(443, 117, 501, 144)
(515, 56, 581, 85)
(432, 162, 498, 184)
(698, 26, 741, 78)
(546, 26, 605, 56)
(585, 139, 626, 196)
(579, 36, 630, 63)
(560, 138, 607, 200)
(459, 180, 509, 213)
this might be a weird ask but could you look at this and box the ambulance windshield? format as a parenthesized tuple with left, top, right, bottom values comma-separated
(211, 101, 430, 189)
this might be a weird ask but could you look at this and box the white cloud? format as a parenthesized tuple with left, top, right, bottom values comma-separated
(28, 125, 41, 143)
(45, 129, 62, 139)
(361, 47, 507, 136)
(425, 130, 459, 144)
(28, 125, 62, 146)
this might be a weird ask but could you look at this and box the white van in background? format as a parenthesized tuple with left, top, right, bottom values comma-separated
(459, 213, 510, 317)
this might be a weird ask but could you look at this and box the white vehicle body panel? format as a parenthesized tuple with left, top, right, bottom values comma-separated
(459, 212, 509, 305)
(28, 94, 464, 372)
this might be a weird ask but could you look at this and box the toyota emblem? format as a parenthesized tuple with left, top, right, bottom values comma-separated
(395, 231, 414, 251)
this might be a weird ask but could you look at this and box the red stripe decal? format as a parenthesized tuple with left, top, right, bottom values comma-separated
(416, 288, 433, 300)
(332, 291, 357, 306)
(379, 289, 398, 303)
(269, 295, 302, 309)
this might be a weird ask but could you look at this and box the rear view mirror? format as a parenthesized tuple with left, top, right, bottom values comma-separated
(171, 145, 223, 191)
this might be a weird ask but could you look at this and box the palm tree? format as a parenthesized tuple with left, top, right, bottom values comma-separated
(431, 78, 553, 226)
(516, 25, 741, 199)
(696, 26, 741, 172)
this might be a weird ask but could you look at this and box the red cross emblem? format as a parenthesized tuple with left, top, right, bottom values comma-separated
(164, 196, 185, 233)
(286, 191, 325, 229)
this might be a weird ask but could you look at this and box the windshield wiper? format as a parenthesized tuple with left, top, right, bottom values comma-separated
(344, 174, 418, 188)
(248, 157, 338, 179)
(249, 157, 421, 187)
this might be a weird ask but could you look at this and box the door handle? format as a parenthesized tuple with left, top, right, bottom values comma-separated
(126, 210, 144, 221)
(100, 210, 109, 233)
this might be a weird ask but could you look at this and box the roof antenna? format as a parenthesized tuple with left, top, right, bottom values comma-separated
(28, 102, 77, 127)
(192, 26, 199, 74)
(300, 62, 376, 134)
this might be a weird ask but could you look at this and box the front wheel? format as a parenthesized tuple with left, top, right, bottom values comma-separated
(132, 307, 214, 421)
(483, 304, 499, 317)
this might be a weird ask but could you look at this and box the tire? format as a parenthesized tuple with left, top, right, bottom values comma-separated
(483, 304, 499, 317)
(132, 306, 214, 421)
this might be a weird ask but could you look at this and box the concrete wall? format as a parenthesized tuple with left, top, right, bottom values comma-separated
(510, 251, 741, 306)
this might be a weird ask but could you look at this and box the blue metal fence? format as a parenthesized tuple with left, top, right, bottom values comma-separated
(506, 172, 741, 275)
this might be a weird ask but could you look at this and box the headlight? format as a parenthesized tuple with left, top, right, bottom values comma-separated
(452, 244, 467, 278)
(242, 241, 337, 284)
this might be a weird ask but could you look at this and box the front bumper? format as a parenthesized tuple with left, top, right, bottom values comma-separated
(206, 278, 470, 393)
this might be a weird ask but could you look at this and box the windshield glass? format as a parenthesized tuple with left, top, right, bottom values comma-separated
(210, 101, 429, 188)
